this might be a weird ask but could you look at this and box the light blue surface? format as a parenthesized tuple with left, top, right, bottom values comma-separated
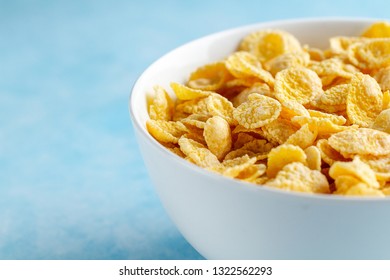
(0, 0, 389, 259)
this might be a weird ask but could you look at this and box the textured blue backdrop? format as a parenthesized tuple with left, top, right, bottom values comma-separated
(0, 0, 389, 259)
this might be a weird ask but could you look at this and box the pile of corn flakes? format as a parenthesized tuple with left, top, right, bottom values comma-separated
(146, 21, 390, 197)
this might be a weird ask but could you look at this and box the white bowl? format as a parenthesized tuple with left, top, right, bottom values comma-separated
(130, 18, 390, 259)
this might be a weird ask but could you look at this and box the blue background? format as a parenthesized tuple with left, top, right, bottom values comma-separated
(1, 0, 389, 259)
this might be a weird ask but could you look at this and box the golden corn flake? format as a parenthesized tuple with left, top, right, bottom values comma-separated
(383, 90, 390, 110)
(184, 126, 207, 146)
(233, 93, 281, 129)
(371, 108, 390, 133)
(224, 77, 259, 89)
(309, 58, 357, 86)
(303, 45, 325, 61)
(333, 175, 362, 194)
(180, 113, 209, 129)
(225, 138, 273, 162)
(279, 100, 310, 120)
(148, 85, 174, 121)
(233, 133, 257, 149)
(346, 73, 383, 127)
(225, 51, 274, 85)
(231, 82, 272, 107)
(167, 146, 186, 158)
(320, 83, 350, 106)
(333, 175, 384, 197)
(348, 38, 390, 70)
(231, 124, 265, 138)
(361, 21, 390, 38)
(178, 137, 220, 168)
(304, 146, 322, 171)
(266, 144, 307, 178)
(373, 66, 390, 91)
(274, 66, 323, 105)
(262, 119, 298, 144)
(146, 22, 390, 197)
(240, 139, 274, 155)
(210, 155, 256, 178)
(291, 115, 349, 135)
(265, 162, 329, 194)
(236, 163, 267, 182)
(171, 82, 211, 100)
(204, 116, 232, 160)
(316, 139, 348, 166)
(383, 184, 390, 195)
(308, 109, 347, 125)
(205, 94, 236, 125)
(358, 155, 390, 175)
(328, 128, 390, 157)
(187, 61, 232, 91)
(343, 184, 384, 196)
(285, 123, 318, 149)
(224, 149, 256, 161)
(239, 29, 302, 63)
(265, 51, 310, 76)
(311, 83, 349, 113)
(146, 120, 188, 144)
(174, 97, 208, 116)
(330, 157, 380, 189)
(329, 36, 366, 56)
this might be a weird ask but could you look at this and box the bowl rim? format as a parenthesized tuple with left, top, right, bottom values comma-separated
(130, 16, 390, 202)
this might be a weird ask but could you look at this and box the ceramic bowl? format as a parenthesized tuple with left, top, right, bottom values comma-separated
(130, 18, 390, 259)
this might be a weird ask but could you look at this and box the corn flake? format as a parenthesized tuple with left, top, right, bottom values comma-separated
(188, 61, 232, 91)
(309, 58, 357, 86)
(328, 128, 390, 157)
(333, 175, 384, 197)
(231, 82, 272, 107)
(361, 21, 390, 38)
(329, 36, 366, 56)
(371, 108, 390, 133)
(330, 157, 380, 188)
(274, 66, 323, 105)
(279, 100, 310, 120)
(210, 155, 256, 178)
(171, 82, 211, 100)
(373, 66, 390, 91)
(346, 73, 383, 127)
(236, 164, 267, 182)
(348, 38, 390, 70)
(285, 123, 318, 149)
(205, 94, 236, 125)
(266, 144, 307, 178)
(266, 162, 329, 194)
(316, 139, 348, 166)
(265, 51, 310, 76)
(204, 116, 232, 160)
(178, 137, 220, 168)
(304, 146, 322, 171)
(148, 85, 174, 121)
(311, 83, 349, 113)
(291, 116, 350, 135)
(225, 51, 274, 85)
(175, 97, 209, 115)
(233, 93, 281, 129)
(146, 120, 188, 144)
(239, 29, 302, 63)
(262, 119, 298, 144)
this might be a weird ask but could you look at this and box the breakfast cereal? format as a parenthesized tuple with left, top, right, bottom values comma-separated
(146, 21, 390, 196)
